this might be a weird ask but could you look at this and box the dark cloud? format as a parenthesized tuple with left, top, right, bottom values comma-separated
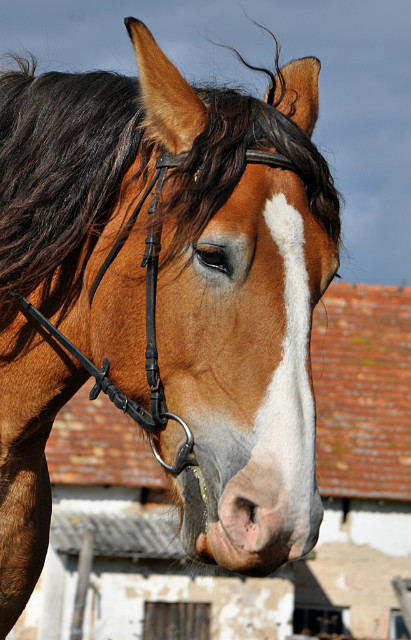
(1, 0, 409, 285)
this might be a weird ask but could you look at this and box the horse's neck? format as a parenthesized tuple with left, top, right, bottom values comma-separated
(0, 290, 90, 447)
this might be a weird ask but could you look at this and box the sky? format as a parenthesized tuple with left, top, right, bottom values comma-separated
(1, 0, 410, 286)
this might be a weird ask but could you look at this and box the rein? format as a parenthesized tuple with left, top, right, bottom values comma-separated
(17, 148, 299, 476)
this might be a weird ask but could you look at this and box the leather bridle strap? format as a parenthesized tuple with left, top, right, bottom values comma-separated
(245, 149, 302, 176)
(140, 162, 168, 427)
(88, 169, 162, 307)
(88, 154, 186, 307)
(18, 295, 158, 432)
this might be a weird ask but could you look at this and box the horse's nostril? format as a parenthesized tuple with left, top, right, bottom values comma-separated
(236, 497, 258, 524)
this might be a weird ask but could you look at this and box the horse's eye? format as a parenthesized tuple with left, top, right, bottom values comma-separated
(195, 247, 231, 276)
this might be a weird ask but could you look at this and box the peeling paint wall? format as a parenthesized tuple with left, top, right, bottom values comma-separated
(13, 554, 294, 640)
(79, 566, 293, 640)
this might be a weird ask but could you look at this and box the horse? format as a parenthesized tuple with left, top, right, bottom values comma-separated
(0, 17, 341, 635)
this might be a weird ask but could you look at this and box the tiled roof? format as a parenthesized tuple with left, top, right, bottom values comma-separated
(312, 282, 411, 501)
(47, 388, 166, 489)
(46, 283, 411, 501)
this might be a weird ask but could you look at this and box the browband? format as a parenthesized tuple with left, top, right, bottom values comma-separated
(156, 149, 299, 172)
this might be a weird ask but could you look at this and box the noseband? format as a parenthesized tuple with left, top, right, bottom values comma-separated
(18, 148, 300, 475)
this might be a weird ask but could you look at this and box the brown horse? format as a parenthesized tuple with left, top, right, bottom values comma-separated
(0, 18, 341, 635)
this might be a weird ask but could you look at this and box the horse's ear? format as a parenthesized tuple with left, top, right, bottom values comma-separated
(264, 57, 321, 138)
(125, 18, 207, 154)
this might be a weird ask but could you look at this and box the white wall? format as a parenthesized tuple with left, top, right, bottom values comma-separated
(318, 498, 411, 557)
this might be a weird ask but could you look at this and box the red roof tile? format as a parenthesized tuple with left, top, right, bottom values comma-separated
(312, 282, 411, 501)
(46, 283, 411, 501)
(47, 389, 168, 489)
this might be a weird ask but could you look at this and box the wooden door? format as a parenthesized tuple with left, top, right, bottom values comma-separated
(143, 601, 211, 640)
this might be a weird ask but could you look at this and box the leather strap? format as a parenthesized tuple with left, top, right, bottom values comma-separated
(18, 296, 158, 432)
(245, 149, 300, 174)
(141, 163, 169, 427)
(89, 169, 162, 307)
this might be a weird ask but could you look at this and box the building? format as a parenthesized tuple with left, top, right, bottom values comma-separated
(10, 283, 411, 640)
(299, 283, 411, 640)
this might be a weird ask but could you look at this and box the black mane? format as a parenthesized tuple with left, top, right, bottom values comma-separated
(0, 56, 341, 319)
(0, 57, 144, 308)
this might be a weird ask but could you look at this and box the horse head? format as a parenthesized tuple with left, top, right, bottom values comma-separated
(86, 19, 340, 575)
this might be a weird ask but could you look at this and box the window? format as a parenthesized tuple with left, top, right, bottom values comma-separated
(293, 606, 349, 637)
(390, 610, 410, 640)
(143, 601, 211, 640)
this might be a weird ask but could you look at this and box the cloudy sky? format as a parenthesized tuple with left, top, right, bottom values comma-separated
(1, 0, 410, 286)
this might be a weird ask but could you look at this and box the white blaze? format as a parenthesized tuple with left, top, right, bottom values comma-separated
(254, 192, 315, 499)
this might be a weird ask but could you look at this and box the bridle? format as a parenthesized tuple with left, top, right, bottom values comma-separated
(17, 148, 300, 475)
